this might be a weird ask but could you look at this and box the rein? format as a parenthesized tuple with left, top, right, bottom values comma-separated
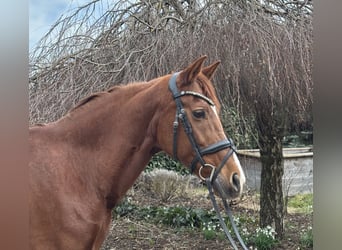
(168, 73, 248, 250)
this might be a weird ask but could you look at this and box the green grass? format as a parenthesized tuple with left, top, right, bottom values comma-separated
(287, 194, 313, 214)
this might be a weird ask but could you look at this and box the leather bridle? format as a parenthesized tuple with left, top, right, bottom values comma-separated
(168, 72, 248, 250)
(168, 72, 235, 182)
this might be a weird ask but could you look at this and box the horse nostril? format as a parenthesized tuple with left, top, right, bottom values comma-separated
(232, 173, 240, 192)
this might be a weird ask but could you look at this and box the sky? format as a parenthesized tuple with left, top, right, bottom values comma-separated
(29, 0, 89, 51)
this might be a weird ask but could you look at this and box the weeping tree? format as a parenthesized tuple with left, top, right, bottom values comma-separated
(29, 0, 312, 239)
(219, 4, 312, 237)
(236, 16, 312, 238)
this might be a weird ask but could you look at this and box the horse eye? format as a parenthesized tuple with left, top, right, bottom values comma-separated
(192, 109, 206, 119)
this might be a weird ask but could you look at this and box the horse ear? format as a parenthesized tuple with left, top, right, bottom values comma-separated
(179, 56, 207, 86)
(202, 61, 221, 80)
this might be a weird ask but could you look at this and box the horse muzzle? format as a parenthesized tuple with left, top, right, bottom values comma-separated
(213, 172, 244, 200)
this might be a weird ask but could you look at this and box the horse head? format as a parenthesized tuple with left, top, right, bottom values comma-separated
(157, 56, 246, 200)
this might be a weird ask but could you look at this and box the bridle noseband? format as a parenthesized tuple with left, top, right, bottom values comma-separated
(168, 72, 235, 183)
(168, 72, 248, 250)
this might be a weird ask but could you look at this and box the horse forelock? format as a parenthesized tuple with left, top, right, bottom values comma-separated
(196, 74, 221, 112)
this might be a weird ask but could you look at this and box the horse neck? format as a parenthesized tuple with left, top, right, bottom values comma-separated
(56, 78, 170, 205)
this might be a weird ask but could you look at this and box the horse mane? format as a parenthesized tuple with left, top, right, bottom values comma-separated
(68, 82, 149, 115)
(70, 92, 107, 112)
(68, 75, 218, 116)
(69, 85, 123, 113)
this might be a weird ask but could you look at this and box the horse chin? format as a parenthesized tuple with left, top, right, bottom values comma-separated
(212, 176, 241, 200)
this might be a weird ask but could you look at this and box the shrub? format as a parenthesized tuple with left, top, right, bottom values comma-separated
(144, 169, 191, 202)
(114, 200, 226, 234)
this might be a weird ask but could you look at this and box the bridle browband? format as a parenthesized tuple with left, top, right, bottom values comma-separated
(168, 72, 235, 182)
(168, 72, 248, 250)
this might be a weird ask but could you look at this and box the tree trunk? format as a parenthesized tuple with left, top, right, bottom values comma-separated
(259, 135, 284, 239)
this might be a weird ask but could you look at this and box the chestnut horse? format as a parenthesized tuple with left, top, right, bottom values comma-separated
(29, 56, 246, 249)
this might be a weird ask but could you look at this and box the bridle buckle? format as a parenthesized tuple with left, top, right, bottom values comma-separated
(199, 163, 216, 182)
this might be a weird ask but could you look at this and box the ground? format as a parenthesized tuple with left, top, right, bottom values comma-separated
(101, 175, 312, 250)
